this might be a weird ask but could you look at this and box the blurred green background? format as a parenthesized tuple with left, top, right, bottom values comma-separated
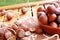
(0, 0, 42, 6)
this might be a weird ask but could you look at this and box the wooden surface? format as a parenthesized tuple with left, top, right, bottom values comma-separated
(0, 0, 58, 10)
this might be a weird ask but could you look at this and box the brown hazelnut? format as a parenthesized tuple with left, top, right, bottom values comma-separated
(50, 22, 58, 28)
(48, 13, 57, 22)
(47, 5, 56, 13)
(57, 15, 60, 23)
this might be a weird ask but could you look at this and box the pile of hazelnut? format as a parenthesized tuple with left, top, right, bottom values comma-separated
(37, 2, 60, 28)
(0, 7, 42, 40)
(0, 2, 60, 40)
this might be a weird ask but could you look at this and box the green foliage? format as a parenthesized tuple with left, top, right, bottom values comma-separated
(0, 0, 41, 6)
